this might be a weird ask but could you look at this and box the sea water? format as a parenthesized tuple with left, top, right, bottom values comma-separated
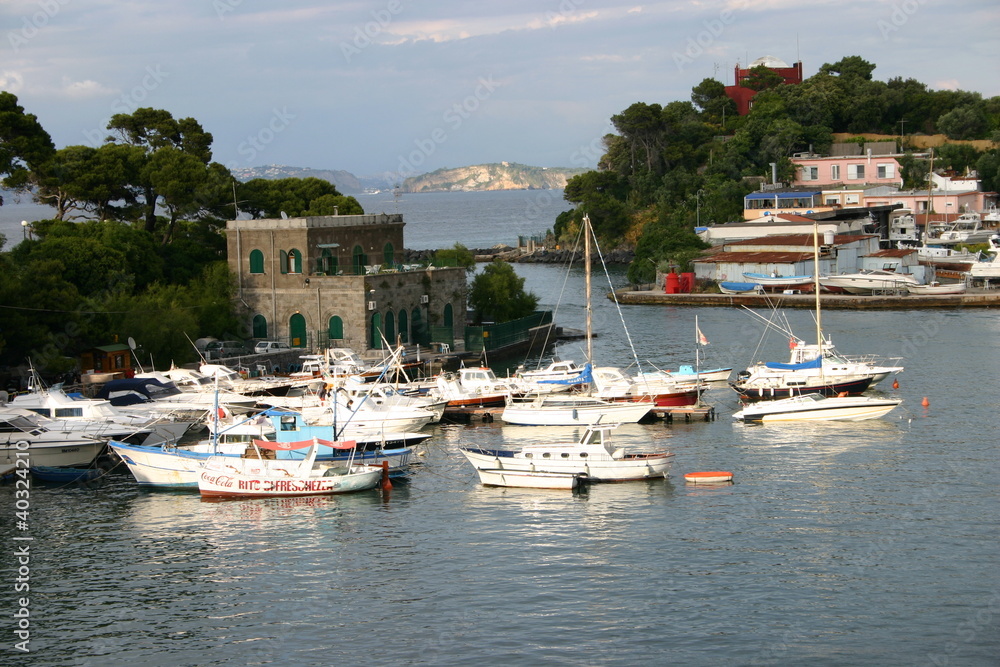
(1, 190, 998, 665)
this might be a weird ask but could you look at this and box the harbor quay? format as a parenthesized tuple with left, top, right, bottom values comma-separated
(614, 286, 1000, 309)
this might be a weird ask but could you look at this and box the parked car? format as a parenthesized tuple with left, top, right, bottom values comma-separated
(205, 340, 250, 360)
(254, 341, 291, 354)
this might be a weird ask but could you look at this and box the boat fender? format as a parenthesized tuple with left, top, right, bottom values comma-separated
(571, 408, 578, 420)
(837, 392, 848, 398)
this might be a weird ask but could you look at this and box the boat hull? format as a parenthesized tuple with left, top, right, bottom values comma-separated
(460, 447, 672, 482)
(734, 397, 902, 422)
(198, 466, 382, 498)
(0, 437, 105, 468)
(501, 401, 651, 426)
(474, 468, 584, 489)
(730, 376, 874, 401)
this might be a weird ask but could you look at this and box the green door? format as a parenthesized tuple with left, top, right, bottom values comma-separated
(289, 313, 307, 347)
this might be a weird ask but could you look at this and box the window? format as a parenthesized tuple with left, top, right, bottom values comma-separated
(877, 163, 896, 179)
(831, 165, 840, 180)
(845, 194, 860, 205)
(383, 242, 395, 267)
(249, 249, 264, 274)
(398, 309, 408, 344)
(287, 249, 302, 274)
(443, 303, 454, 328)
(385, 311, 395, 342)
(352, 245, 367, 275)
(847, 164, 865, 180)
(317, 249, 337, 275)
(279, 249, 288, 274)
(801, 166, 818, 181)
(370, 312, 383, 349)
(825, 196, 841, 205)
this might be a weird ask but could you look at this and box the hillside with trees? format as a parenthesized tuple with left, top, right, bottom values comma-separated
(0, 94, 361, 376)
(558, 55, 1000, 283)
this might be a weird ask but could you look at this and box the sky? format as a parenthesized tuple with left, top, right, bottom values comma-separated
(2, 0, 998, 182)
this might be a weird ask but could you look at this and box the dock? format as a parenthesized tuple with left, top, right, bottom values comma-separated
(614, 287, 1000, 309)
(440, 403, 717, 424)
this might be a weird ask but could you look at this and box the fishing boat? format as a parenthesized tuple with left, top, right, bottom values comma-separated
(460, 422, 673, 482)
(197, 438, 386, 498)
(718, 281, 764, 294)
(733, 393, 902, 422)
(742, 272, 815, 292)
(906, 281, 967, 295)
(471, 468, 587, 490)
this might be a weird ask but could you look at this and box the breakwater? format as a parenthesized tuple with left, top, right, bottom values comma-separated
(404, 246, 635, 264)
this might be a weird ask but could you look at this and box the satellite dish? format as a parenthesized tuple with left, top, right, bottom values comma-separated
(127, 337, 136, 350)
(280, 211, 288, 219)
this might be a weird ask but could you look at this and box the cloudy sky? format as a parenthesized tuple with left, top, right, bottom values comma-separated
(2, 0, 998, 181)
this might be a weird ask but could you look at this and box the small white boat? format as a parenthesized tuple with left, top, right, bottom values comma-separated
(732, 393, 902, 422)
(501, 394, 652, 426)
(906, 281, 967, 295)
(460, 422, 673, 482)
(0, 410, 107, 468)
(197, 438, 385, 498)
(742, 272, 814, 292)
(719, 281, 764, 294)
(473, 468, 587, 490)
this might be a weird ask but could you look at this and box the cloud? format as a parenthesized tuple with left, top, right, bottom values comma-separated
(934, 79, 961, 91)
(0, 71, 25, 92)
(62, 79, 117, 98)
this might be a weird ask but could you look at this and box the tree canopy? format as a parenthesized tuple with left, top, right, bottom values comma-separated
(468, 260, 539, 324)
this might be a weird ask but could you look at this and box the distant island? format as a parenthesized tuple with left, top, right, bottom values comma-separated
(231, 162, 585, 195)
(399, 162, 587, 193)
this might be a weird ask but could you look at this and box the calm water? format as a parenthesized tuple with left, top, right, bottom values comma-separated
(2, 191, 999, 665)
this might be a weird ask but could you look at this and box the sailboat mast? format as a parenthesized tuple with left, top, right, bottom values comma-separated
(813, 221, 821, 348)
(584, 214, 593, 365)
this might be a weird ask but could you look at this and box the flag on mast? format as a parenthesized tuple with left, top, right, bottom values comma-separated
(697, 326, 709, 346)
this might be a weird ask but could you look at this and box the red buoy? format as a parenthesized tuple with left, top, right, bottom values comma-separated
(380, 461, 392, 491)
(892, 378, 899, 389)
(921, 397, 930, 407)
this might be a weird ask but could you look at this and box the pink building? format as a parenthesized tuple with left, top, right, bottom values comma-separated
(791, 154, 904, 188)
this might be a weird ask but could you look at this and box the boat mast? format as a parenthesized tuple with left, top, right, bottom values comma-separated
(584, 214, 593, 365)
(813, 220, 821, 349)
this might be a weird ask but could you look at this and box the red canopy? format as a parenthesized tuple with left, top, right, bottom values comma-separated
(252, 438, 358, 451)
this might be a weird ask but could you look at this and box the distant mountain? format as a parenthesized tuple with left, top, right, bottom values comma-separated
(230, 165, 367, 194)
(400, 162, 586, 193)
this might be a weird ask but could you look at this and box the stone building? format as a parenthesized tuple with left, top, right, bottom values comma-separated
(226, 213, 467, 353)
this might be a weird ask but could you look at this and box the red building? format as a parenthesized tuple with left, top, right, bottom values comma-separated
(724, 55, 803, 115)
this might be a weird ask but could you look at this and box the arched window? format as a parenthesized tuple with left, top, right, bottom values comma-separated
(398, 309, 408, 344)
(287, 249, 302, 274)
(249, 249, 264, 274)
(317, 249, 338, 275)
(443, 303, 454, 328)
(279, 249, 288, 274)
(252, 314, 267, 339)
(289, 313, 307, 347)
(383, 242, 395, 267)
(370, 312, 383, 349)
(384, 311, 395, 343)
(352, 245, 367, 275)
(328, 315, 344, 341)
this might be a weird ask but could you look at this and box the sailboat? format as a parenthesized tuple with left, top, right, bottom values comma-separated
(731, 222, 881, 401)
(501, 215, 653, 426)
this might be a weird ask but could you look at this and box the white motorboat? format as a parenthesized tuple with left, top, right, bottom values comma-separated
(5, 378, 192, 446)
(197, 438, 385, 498)
(888, 208, 920, 244)
(733, 393, 902, 422)
(969, 236, 1000, 281)
(460, 422, 673, 482)
(95, 375, 257, 419)
(514, 358, 588, 393)
(0, 410, 107, 468)
(591, 366, 702, 407)
(928, 212, 994, 245)
(819, 270, 920, 295)
(782, 336, 903, 386)
(742, 272, 814, 292)
(501, 393, 652, 426)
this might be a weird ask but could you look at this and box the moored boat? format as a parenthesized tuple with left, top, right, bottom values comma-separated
(719, 281, 764, 294)
(472, 468, 587, 490)
(906, 281, 967, 295)
(732, 392, 902, 422)
(742, 272, 814, 292)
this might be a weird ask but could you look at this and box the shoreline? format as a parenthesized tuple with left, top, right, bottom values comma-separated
(613, 287, 1000, 309)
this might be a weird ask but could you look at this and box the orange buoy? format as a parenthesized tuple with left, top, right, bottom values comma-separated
(892, 378, 899, 389)
(684, 471, 733, 484)
(380, 461, 393, 491)
(921, 397, 930, 407)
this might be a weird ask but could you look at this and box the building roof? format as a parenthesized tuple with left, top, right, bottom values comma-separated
(696, 251, 815, 264)
(751, 55, 789, 68)
(728, 233, 875, 247)
(867, 248, 915, 258)
(745, 191, 820, 200)
(94, 344, 130, 353)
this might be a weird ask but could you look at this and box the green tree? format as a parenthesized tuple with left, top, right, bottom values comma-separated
(106, 108, 214, 233)
(468, 260, 538, 324)
(238, 177, 360, 218)
(0, 92, 55, 191)
(742, 65, 785, 92)
(937, 104, 989, 140)
(433, 243, 475, 271)
(691, 78, 736, 125)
